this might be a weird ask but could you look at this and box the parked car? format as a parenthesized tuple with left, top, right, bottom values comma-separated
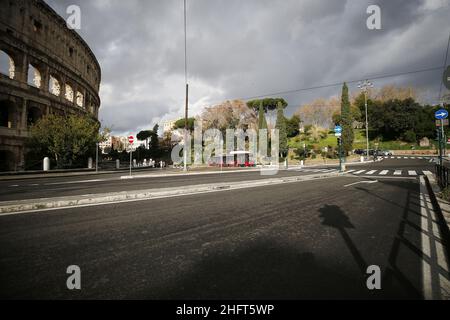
(379, 150, 393, 156)
(353, 149, 365, 155)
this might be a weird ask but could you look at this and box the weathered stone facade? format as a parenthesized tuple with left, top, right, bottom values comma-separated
(0, 0, 101, 171)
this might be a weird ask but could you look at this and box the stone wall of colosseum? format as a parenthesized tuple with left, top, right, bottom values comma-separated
(0, 0, 101, 171)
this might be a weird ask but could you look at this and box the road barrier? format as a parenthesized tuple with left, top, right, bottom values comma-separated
(435, 164, 450, 189)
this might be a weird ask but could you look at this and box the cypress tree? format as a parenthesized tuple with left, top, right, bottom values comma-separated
(258, 101, 267, 130)
(275, 101, 288, 158)
(341, 82, 354, 155)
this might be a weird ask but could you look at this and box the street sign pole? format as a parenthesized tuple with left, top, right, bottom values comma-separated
(130, 147, 133, 177)
(128, 135, 134, 176)
(339, 138, 342, 172)
(441, 118, 444, 165)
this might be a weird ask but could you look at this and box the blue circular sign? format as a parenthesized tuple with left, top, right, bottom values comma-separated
(435, 109, 448, 120)
(334, 125, 342, 133)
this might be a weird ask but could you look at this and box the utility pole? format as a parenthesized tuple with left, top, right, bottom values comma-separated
(183, 0, 188, 172)
(358, 80, 374, 160)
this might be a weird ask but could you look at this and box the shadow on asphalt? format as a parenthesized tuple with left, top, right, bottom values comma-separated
(149, 240, 373, 300)
(143, 199, 423, 300)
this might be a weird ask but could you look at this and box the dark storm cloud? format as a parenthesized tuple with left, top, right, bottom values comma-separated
(44, 0, 450, 134)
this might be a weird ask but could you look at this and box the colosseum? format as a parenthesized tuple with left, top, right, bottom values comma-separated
(0, 0, 101, 171)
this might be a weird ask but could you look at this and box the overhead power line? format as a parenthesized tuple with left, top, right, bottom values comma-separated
(237, 65, 445, 102)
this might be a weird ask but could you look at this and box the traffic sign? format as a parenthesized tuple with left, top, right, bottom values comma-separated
(334, 125, 342, 137)
(436, 119, 449, 126)
(128, 135, 134, 144)
(435, 109, 448, 120)
(444, 66, 450, 90)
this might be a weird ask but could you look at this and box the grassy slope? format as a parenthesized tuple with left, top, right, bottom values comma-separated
(288, 129, 438, 151)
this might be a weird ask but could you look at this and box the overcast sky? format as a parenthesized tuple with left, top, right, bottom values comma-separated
(45, 0, 450, 135)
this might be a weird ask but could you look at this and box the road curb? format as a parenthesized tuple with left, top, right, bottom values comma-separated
(0, 172, 341, 215)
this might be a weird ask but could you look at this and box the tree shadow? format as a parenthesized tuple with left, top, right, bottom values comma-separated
(140, 239, 372, 300)
(319, 204, 367, 274)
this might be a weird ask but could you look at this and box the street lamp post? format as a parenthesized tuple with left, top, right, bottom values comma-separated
(358, 80, 374, 161)
(95, 142, 99, 173)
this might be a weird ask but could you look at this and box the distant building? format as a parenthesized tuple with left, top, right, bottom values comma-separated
(162, 119, 177, 133)
(99, 136, 112, 154)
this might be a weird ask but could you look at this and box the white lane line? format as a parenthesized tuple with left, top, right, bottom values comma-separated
(419, 176, 450, 300)
(45, 179, 106, 186)
(29, 184, 39, 186)
(9, 185, 19, 187)
(393, 170, 402, 175)
(366, 170, 377, 175)
(353, 170, 366, 174)
(420, 177, 433, 300)
(429, 159, 434, 163)
(344, 180, 378, 187)
(408, 170, 417, 176)
(379, 170, 389, 175)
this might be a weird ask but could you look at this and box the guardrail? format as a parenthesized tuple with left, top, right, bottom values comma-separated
(435, 164, 450, 189)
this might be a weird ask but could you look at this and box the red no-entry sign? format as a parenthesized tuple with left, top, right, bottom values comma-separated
(128, 135, 134, 144)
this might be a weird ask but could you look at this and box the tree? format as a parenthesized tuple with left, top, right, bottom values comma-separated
(257, 102, 268, 130)
(286, 114, 301, 138)
(137, 130, 152, 149)
(173, 117, 195, 131)
(276, 102, 288, 158)
(149, 124, 160, 154)
(247, 98, 288, 113)
(340, 82, 354, 155)
(28, 113, 104, 168)
(201, 100, 257, 132)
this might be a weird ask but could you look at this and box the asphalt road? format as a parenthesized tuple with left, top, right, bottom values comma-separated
(0, 168, 334, 202)
(0, 170, 442, 299)
(0, 157, 433, 202)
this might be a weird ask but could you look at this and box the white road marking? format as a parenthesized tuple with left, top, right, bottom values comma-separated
(419, 176, 450, 300)
(423, 171, 432, 175)
(9, 185, 19, 187)
(344, 180, 378, 187)
(379, 170, 389, 175)
(393, 170, 402, 175)
(353, 170, 366, 174)
(408, 170, 417, 176)
(345, 169, 356, 173)
(45, 179, 106, 186)
(366, 170, 377, 175)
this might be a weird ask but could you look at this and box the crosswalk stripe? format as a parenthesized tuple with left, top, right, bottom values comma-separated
(397, 157, 401, 159)
(353, 170, 366, 174)
(423, 170, 432, 175)
(408, 170, 417, 176)
(366, 170, 377, 175)
(394, 170, 402, 175)
(346, 169, 356, 173)
(379, 170, 389, 175)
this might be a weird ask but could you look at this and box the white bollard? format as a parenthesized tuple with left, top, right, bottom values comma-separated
(116, 159, 120, 169)
(360, 156, 364, 163)
(300, 160, 304, 167)
(43, 157, 50, 171)
(88, 157, 93, 169)
(133, 159, 137, 167)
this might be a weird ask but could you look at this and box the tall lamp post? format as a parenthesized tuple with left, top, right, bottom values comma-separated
(183, 0, 188, 172)
(357, 80, 374, 160)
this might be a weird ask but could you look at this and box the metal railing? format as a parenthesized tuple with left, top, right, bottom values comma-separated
(435, 164, 450, 189)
